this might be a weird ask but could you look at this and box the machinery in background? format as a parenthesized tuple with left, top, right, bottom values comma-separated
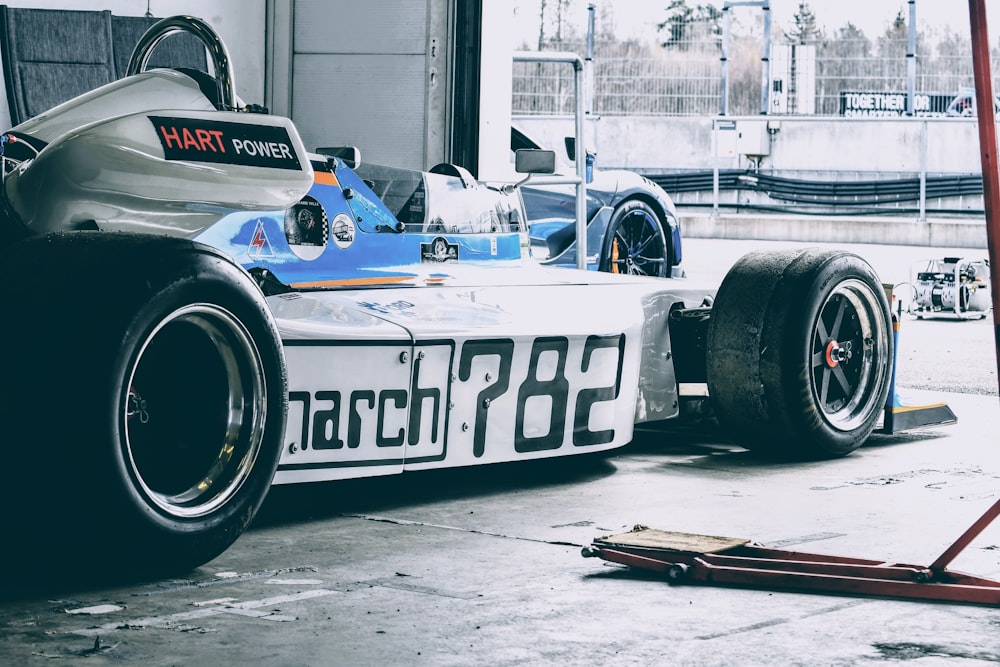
(909, 257, 991, 320)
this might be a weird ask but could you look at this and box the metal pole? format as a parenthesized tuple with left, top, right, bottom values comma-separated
(939, 0, 1000, 573)
(573, 57, 586, 269)
(760, 0, 771, 115)
(512, 51, 588, 270)
(919, 120, 927, 221)
(585, 3, 595, 116)
(968, 0, 1000, 391)
(720, 6, 730, 115)
(906, 0, 916, 116)
(712, 120, 720, 216)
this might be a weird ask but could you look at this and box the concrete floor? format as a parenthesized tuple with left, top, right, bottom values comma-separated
(1, 391, 999, 666)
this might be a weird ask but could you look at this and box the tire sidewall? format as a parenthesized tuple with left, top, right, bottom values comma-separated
(707, 248, 893, 458)
(0, 233, 286, 573)
(762, 251, 892, 456)
(98, 255, 285, 554)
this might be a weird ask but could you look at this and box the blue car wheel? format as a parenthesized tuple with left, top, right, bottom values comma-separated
(600, 200, 669, 277)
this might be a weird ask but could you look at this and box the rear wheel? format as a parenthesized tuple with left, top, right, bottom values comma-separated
(705, 248, 892, 459)
(600, 200, 669, 277)
(0, 232, 286, 578)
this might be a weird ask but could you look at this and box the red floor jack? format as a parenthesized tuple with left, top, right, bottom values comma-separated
(582, 508, 1000, 605)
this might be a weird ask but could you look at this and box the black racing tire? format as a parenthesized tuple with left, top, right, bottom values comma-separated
(599, 200, 670, 277)
(705, 248, 892, 459)
(0, 232, 286, 579)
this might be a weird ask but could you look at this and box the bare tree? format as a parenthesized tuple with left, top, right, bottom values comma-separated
(538, 0, 547, 50)
(658, 0, 721, 51)
(788, 2, 820, 44)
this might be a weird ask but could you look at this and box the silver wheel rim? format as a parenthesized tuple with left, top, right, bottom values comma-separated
(810, 279, 889, 431)
(123, 304, 266, 519)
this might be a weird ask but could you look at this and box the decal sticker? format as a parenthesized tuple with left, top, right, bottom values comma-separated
(357, 300, 416, 317)
(149, 116, 302, 170)
(278, 332, 628, 477)
(331, 213, 356, 249)
(247, 220, 275, 259)
(284, 195, 328, 261)
(421, 236, 458, 263)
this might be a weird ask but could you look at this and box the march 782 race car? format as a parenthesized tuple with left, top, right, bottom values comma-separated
(0, 16, 942, 578)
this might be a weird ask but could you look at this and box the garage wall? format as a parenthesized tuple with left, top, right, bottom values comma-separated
(0, 0, 264, 130)
(268, 0, 452, 169)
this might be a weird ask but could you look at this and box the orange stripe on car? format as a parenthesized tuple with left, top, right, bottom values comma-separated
(314, 171, 338, 186)
(290, 276, 414, 288)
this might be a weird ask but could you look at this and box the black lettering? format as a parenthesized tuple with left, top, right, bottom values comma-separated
(458, 339, 514, 457)
(515, 337, 569, 453)
(348, 390, 375, 448)
(289, 391, 311, 450)
(573, 334, 625, 446)
(377, 389, 407, 447)
(311, 391, 344, 449)
(408, 353, 441, 445)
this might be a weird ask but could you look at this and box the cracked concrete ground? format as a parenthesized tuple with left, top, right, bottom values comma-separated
(2, 240, 998, 665)
(1, 391, 998, 666)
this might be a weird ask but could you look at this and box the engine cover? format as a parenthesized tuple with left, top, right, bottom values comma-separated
(5, 109, 312, 236)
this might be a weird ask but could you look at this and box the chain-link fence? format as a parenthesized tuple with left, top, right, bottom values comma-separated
(512, 3, 998, 117)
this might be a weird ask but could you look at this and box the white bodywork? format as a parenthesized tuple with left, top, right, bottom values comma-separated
(268, 266, 713, 484)
(4, 71, 313, 236)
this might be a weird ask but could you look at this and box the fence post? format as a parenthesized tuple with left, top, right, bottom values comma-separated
(920, 120, 927, 221)
(906, 0, 916, 116)
(712, 119, 720, 216)
(760, 0, 771, 115)
(720, 6, 730, 115)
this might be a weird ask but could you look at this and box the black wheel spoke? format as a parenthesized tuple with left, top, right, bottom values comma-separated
(633, 234, 655, 256)
(828, 296, 848, 340)
(818, 365, 831, 405)
(830, 363, 852, 399)
(815, 317, 830, 343)
(604, 203, 668, 278)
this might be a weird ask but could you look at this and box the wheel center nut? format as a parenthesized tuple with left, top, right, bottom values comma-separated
(825, 340, 853, 367)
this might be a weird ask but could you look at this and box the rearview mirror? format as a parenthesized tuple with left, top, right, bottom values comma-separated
(515, 149, 555, 175)
(317, 146, 361, 169)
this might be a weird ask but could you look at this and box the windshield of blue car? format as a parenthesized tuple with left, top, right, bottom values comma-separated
(354, 162, 522, 234)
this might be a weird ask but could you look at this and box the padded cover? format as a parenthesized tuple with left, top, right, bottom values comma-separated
(0, 8, 211, 126)
(0, 7, 116, 125)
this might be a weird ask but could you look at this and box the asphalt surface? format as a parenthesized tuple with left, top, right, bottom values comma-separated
(2, 238, 998, 666)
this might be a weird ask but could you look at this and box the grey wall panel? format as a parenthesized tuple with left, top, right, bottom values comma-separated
(293, 0, 427, 54)
(291, 54, 425, 168)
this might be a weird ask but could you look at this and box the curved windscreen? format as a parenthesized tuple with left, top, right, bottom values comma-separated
(354, 162, 523, 234)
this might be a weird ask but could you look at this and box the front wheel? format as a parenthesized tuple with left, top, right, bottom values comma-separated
(0, 232, 287, 578)
(705, 248, 893, 459)
(600, 200, 670, 277)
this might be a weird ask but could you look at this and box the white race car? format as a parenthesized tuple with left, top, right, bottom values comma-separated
(0, 17, 939, 578)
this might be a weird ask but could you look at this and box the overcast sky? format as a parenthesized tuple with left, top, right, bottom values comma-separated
(511, 1, 984, 46)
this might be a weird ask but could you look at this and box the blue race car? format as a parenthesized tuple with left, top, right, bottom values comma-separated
(512, 126, 684, 278)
